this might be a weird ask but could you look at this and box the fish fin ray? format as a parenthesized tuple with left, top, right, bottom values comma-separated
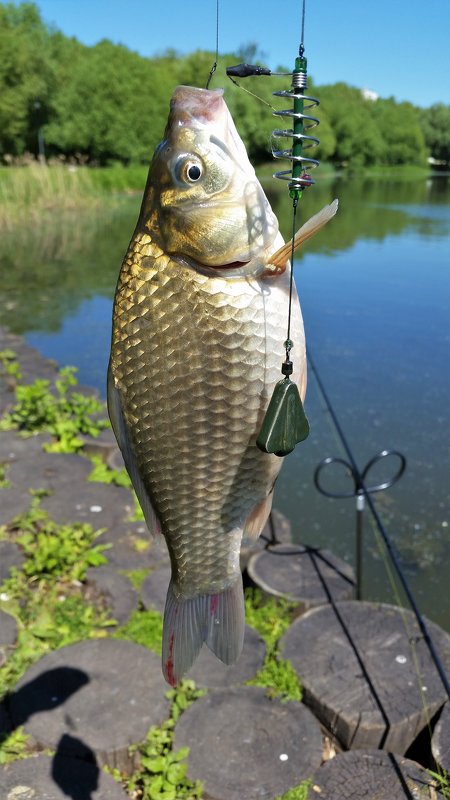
(263, 198, 339, 275)
(205, 577, 245, 665)
(107, 366, 161, 537)
(242, 492, 274, 542)
(162, 577, 245, 684)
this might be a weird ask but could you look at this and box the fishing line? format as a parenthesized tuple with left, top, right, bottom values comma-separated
(206, 0, 220, 88)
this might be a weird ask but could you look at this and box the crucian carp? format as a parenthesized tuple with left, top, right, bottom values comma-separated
(108, 85, 337, 685)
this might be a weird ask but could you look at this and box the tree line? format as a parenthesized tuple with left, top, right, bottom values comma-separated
(1, 2, 449, 168)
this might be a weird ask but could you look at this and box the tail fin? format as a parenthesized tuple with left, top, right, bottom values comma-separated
(162, 577, 245, 686)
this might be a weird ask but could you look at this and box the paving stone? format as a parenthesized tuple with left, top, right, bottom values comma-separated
(98, 521, 169, 571)
(141, 565, 171, 614)
(8, 450, 92, 494)
(432, 701, 450, 773)
(10, 638, 170, 771)
(0, 610, 17, 646)
(86, 566, 139, 623)
(187, 625, 266, 689)
(0, 487, 31, 525)
(0, 540, 25, 582)
(80, 426, 118, 461)
(0, 431, 52, 462)
(309, 749, 444, 799)
(247, 543, 355, 609)
(41, 481, 134, 529)
(280, 601, 450, 754)
(0, 753, 129, 799)
(174, 686, 323, 800)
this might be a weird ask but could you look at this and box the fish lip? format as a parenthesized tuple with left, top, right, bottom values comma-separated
(173, 253, 256, 278)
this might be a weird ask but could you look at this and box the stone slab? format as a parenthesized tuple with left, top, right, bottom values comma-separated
(0, 487, 32, 526)
(174, 686, 323, 800)
(247, 543, 355, 608)
(10, 638, 170, 771)
(141, 565, 171, 614)
(187, 625, 266, 689)
(240, 509, 292, 571)
(0, 610, 17, 647)
(86, 566, 138, 623)
(0, 753, 128, 799)
(309, 750, 444, 799)
(41, 481, 134, 530)
(0, 540, 25, 583)
(98, 522, 169, 571)
(432, 701, 450, 773)
(8, 450, 92, 495)
(280, 601, 450, 754)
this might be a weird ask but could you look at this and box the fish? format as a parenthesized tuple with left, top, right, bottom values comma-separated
(108, 85, 337, 685)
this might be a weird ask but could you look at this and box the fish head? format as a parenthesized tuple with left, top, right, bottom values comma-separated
(141, 86, 279, 275)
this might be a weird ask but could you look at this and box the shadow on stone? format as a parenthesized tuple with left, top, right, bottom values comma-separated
(52, 734, 99, 800)
(9, 666, 89, 727)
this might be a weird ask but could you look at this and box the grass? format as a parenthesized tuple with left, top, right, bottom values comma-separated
(0, 164, 147, 230)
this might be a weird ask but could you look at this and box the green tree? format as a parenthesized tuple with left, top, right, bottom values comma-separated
(0, 2, 53, 157)
(420, 103, 450, 164)
(370, 98, 428, 166)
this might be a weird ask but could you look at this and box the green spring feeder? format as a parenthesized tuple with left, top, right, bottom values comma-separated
(256, 46, 320, 457)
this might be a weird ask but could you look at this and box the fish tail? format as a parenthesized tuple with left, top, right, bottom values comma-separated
(162, 576, 245, 686)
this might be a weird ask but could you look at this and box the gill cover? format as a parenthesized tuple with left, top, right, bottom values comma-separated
(142, 86, 279, 268)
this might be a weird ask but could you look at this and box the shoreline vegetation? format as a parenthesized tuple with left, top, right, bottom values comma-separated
(0, 162, 439, 232)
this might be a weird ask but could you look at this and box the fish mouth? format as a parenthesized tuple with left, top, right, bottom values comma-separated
(174, 253, 255, 278)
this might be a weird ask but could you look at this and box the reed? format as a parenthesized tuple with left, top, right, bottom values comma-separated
(0, 164, 147, 230)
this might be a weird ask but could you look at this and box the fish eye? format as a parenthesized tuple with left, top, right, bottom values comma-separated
(175, 156, 203, 185)
(187, 164, 202, 182)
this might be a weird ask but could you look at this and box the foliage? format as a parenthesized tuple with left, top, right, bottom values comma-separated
(10, 497, 108, 582)
(88, 454, 131, 489)
(244, 589, 302, 702)
(420, 103, 450, 164)
(114, 608, 164, 654)
(428, 770, 450, 800)
(0, 360, 108, 451)
(0, 2, 444, 169)
(0, 727, 33, 764)
(126, 681, 204, 800)
(276, 781, 312, 800)
(0, 348, 22, 383)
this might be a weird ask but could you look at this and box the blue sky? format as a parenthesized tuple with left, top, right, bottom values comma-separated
(26, 0, 449, 107)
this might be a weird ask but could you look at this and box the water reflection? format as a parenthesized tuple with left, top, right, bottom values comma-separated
(0, 175, 449, 630)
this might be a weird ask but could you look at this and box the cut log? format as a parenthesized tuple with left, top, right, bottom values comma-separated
(240, 509, 293, 570)
(432, 701, 450, 773)
(0, 753, 128, 799)
(0, 610, 17, 647)
(280, 601, 450, 754)
(174, 686, 323, 800)
(85, 566, 138, 623)
(247, 543, 355, 608)
(309, 749, 445, 799)
(0, 541, 24, 584)
(141, 565, 171, 614)
(9, 638, 170, 772)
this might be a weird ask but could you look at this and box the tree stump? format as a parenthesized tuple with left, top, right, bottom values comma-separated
(240, 509, 292, 570)
(280, 601, 450, 754)
(0, 753, 128, 799)
(9, 638, 170, 772)
(247, 543, 355, 609)
(187, 625, 266, 689)
(41, 481, 134, 529)
(309, 750, 445, 799)
(0, 541, 24, 584)
(174, 686, 323, 800)
(0, 610, 17, 647)
(98, 521, 169, 572)
(432, 701, 450, 773)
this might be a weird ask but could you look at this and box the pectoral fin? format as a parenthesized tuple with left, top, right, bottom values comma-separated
(263, 198, 339, 277)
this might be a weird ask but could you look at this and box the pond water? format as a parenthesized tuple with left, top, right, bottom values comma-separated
(1, 174, 449, 631)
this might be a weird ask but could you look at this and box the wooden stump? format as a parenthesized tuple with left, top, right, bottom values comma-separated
(0, 541, 24, 584)
(0, 753, 128, 799)
(174, 686, 323, 800)
(240, 509, 292, 570)
(9, 638, 170, 772)
(247, 543, 355, 608)
(98, 522, 169, 572)
(187, 625, 266, 689)
(280, 601, 450, 754)
(432, 701, 450, 773)
(0, 610, 17, 647)
(309, 750, 444, 799)
(41, 481, 134, 529)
